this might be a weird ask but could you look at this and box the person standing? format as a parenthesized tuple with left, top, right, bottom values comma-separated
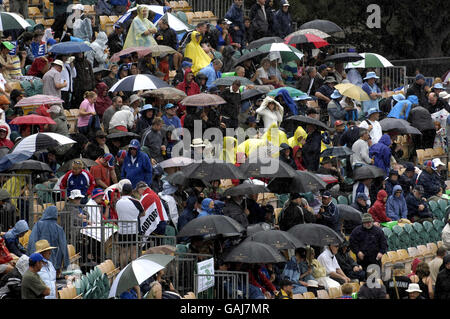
(369, 134, 392, 175)
(406, 74, 429, 109)
(278, 193, 315, 231)
(349, 213, 387, 271)
(316, 191, 341, 234)
(384, 263, 412, 299)
(434, 255, 450, 299)
(60, 159, 96, 200)
(21, 253, 50, 299)
(141, 117, 167, 164)
(42, 60, 67, 99)
(102, 96, 123, 134)
(351, 128, 373, 167)
(124, 5, 157, 49)
(60, 56, 77, 109)
(249, 0, 270, 41)
(225, 0, 245, 48)
(359, 109, 382, 144)
(73, 53, 95, 108)
(121, 139, 152, 188)
(361, 72, 382, 115)
(302, 124, 322, 172)
(77, 91, 97, 136)
(273, 0, 292, 39)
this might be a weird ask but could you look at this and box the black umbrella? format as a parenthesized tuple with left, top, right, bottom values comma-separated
(336, 204, 363, 223)
(107, 132, 140, 139)
(246, 222, 273, 236)
(223, 241, 286, 263)
(353, 165, 386, 180)
(9, 160, 52, 172)
(288, 224, 344, 246)
(284, 115, 333, 131)
(241, 87, 270, 101)
(379, 118, 422, 135)
(299, 20, 345, 38)
(164, 171, 209, 188)
(176, 215, 245, 238)
(267, 170, 327, 194)
(93, 67, 110, 78)
(246, 230, 305, 250)
(246, 37, 285, 50)
(213, 76, 254, 87)
(320, 146, 353, 158)
(223, 183, 269, 197)
(233, 50, 266, 67)
(181, 160, 244, 181)
(57, 158, 97, 172)
(324, 52, 364, 64)
(239, 157, 297, 179)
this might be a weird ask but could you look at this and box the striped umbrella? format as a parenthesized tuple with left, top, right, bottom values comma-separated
(110, 46, 153, 63)
(345, 53, 393, 68)
(287, 28, 331, 39)
(11, 132, 76, 154)
(0, 12, 31, 31)
(115, 5, 165, 28)
(109, 74, 171, 92)
(258, 43, 304, 62)
(15, 95, 64, 107)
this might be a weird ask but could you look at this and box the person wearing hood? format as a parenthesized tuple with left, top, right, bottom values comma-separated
(176, 67, 200, 96)
(86, 32, 109, 69)
(369, 134, 392, 175)
(387, 95, 417, 120)
(223, 195, 249, 228)
(279, 143, 297, 170)
(288, 126, 307, 149)
(384, 169, 399, 196)
(368, 189, 391, 223)
(279, 193, 315, 231)
(121, 139, 152, 188)
(255, 96, 283, 130)
(134, 104, 156, 136)
(109, 104, 135, 133)
(292, 145, 306, 171)
(198, 198, 215, 218)
(0, 124, 14, 149)
(221, 45, 237, 73)
(275, 88, 298, 118)
(123, 5, 157, 49)
(185, 31, 212, 75)
(406, 74, 429, 109)
(386, 185, 408, 221)
(261, 122, 289, 146)
(220, 136, 238, 164)
(177, 196, 202, 233)
(27, 206, 69, 272)
(198, 59, 223, 90)
(73, 9, 93, 42)
(94, 82, 112, 119)
(225, 0, 245, 47)
(380, 93, 404, 117)
(273, 0, 292, 38)
(0, 254, 29, 299)
(302, 124, 322, 172)
(2, 220, 29, 257)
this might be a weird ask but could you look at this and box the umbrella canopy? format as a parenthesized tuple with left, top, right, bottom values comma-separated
(246, 222, 272, 236)
(176, 215, 245, 238)
(48, 42, 92, 54)
(353, 165, 386, 180)
(345, 53, 393, 69)
(258, 43, 304, 62)
(287, 28, 331, 39)
(106, 132, 140, 140)
(143, 245, 176, 255)
(224, 241, 286, 263)
(11, 132, 76, 154)
(145, 44, 177, 57)
(0, 151, 34, 172)
(57, 158, 97, 172)
(246, 230, 305, 250)
(164, 170, 209, 188)
(223, 183, 269, 197)
(159, 157, 194, 169)
(284, 115, 333, 131)
(0, 12, 31, 31)
(320, 146, 353, 158)
(380, 118, 422, 135)
(299, 20, 345, 37)
(285, 34, 329, 49)
(140, 87, 187, 101)
(239, 157, 297, 178)
(9, 160, 52, 172)
(247, 36, 285, 50)
(110, 46, 152, 63)
(268, 87, 307, 99)
(93, 67, 110, 78)
(15, 95, 64, 108)
(241, 87, 271, 101)
(108, 254, 174, 298)
(316, 173, 339, 185)
(334, 83, 370, 101)
(288, 223, 344, 246)
(213, 76, 254, 87)
(109, 74, 170, 92)
(325, 52, 364, 64)
(336, 204, 363, 223)
(10, 114, 56, 126)
(267, 170, 327, 193)
(180, 93, 227, 107)
(233, 50, 266, 67)
(181, 160, 244, 181)
(155, 12, 193, 32)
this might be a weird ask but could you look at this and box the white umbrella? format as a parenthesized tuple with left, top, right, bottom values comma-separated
(0, 12, 31, 31)
(159, 156, 194, 169)
(11, 133, 76, 154)
(345, 52, 393, 69)
(108, 254, 174, 298)
(109, 74, 171, 92)
(155, 12, 193, 32)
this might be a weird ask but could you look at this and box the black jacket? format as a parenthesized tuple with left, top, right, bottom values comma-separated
(339, 126, 360, 148)
(83, 141, 106, 160)
(407, 106, 434, 131)
(223, 200, 249, 228)
(107, 32, 124, 56)
(428, 98, 450, 114)
(155, 27, 178, 50)
(349, 225, 388, 262)
(435, 268, 450, 300)
(220, 89, 241, 127)
(405, 193, 432, 219)
(406, 82, 429, 108)
(279, 202, 315, 231)
(249, 3, 270, 40)
(73, 56, 95, 103)
(302, 130, 322, 172)
(336, 250, 359, 276)
(246, 198, 266, 225)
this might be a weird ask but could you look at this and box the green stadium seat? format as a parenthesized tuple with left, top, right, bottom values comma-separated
(423, 221, 438, 242)
(331, 197, 337, 205)
(428, 200, 438, 212)
(403, 223, 421, 246)
(438, 199, 447, 213)
(413, 222, 429, 245)
(337, 195, 348, 205)
(392, 225, 410, 249)
(75, 278, 82, 295)
(176, 244, 189, 254)
(348, 194, 353, 204)
(433, 219, 445, 233)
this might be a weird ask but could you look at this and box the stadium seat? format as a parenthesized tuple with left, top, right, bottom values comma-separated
(417, 245, 433, 262)
(28, 7, 43, 18)
(293, 293, 304, 299)
(302, 292, 315, 299)
(328, 287, 342, 299)
(331, 197, 337, 205)
(317, 289, 329, 299)
(347, 194, 353, 204)
(337, 195, 348, 205)
(426, 242, 438, 255)
(428, 200, 438, 212)
(438, 199, 447, 213)
(403, 223, 420, 246)
(423, 220, 439, 242)
(396, 249, 413, 273)
(392, 225, 409, 249)
(433, 219, 445, 233)
(412, 222, 429, 245)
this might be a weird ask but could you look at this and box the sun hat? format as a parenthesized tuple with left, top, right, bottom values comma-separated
(432, 158, 445, 168)
(324, 76, 338, 84)
(191, 138, 206, 148)
(35, 239, 57, 254)
(91, 188, 105, 199)
(29, 252, 46, 263)
(363, 71, 379, 80)
(405, 283, 422, 293)
(366, 108, 381, 117)
(69, 189, 85, 199)
(129, 94, 142, 105)
(433, 83, 444, 90)
(331, 89, 343, 99)
(362, 213, 374, 223)
(52, 59, 64, 67)
(140, 104, 156, 113)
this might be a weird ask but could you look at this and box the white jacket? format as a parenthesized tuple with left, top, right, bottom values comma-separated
(255, 96, 284, 130)
(109, 105, 134, 130)
(442, 223, 450, 251)
(158, 193, 179, 229)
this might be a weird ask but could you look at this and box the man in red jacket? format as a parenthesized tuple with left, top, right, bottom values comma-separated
(369, 189, 391, 225)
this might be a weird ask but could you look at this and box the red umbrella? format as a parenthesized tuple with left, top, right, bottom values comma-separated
(10, 114, 56, 125)
(285, 34, 329, 49)
(110, 46, 152, 62)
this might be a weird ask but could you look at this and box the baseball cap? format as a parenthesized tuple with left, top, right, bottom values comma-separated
(91, 188, 105, 199)
(322, 191, 332, 198)
(29, 252, 46, 263)
(165, 103, 176, 109)
(432, 158, 445, 168)
(424, 160, 436, 170)
(318, 64, 327, 72)
(414, 185, 424, 194)
(103, 153, 115, 167)
(334, 120, 344, 127)
(356, 193, 369, 201)
(416, 74, 425, 81)
(433, 83, 444, 90)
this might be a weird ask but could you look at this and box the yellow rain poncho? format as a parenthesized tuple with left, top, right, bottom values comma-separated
(220, 136, 238, 164)
(237, 138, 267, 158)
(261, 122, 289, 147)
(2, 170, 30, 208)
(123, 6, 157, 49)
(184, 31, 212, 74)
(288, 126, 307, 149)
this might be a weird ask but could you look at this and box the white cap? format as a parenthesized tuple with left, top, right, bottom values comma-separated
(190, 138, 206, 148)
(439, 91, 450, 100)
(73, 4, 84, 11)
(69, 189, 85, 199)
(432, 158, 445, 168)
(405, 283, 422, 293)
(52, 59, 64, 67)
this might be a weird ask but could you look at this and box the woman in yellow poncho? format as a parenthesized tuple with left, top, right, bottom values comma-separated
(288, 126, 307, 149)
(261, 122, 288, 147)
(220, 136, 238, 164)
(237, 138, 267, 158)
(2, 170, 30, 221)
(184, 31, 212, 74)
(123, 6, 158, 49)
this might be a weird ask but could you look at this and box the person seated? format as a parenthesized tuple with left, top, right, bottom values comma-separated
(279, 143, 296, 170)
(337, 283, 355, 299)
(317, 244, 352, 285)
(248, 264, 277, 299)
(275, 279, 294, 299)
(403, 283, 426, 300)
(317, 157, 344, 183)
(89, 153, 118, 189)
(0, 254, 29, 299)
(335, 241, 365, 282)
(386, 185, 408, 221)
(281, 248, 313, 295)
(358, 267, 388, 299)
(2, 220, 29, 257)
(405, 185, 433, 223)
(384, 170, 399, 196)
(368, 189, 391, 224)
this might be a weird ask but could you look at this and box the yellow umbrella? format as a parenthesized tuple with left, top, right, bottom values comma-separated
(335, 83, 370, 101)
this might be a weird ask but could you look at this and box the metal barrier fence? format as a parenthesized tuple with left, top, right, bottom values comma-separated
(405, 76, 435, 89)
(195, 270, 249, 299)
(378, 66, 407, 91)
(188, 0, 234, 21)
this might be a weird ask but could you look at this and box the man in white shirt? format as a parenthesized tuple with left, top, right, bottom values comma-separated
(359, 108, 382, 144)
(317, 245, 351, 285)
(158, 182, 179, 230)
(351, 128, 373, 167)
(61, 55, 77, 109)
(85, 188, 105, 226)
(109, 105, 135, 133)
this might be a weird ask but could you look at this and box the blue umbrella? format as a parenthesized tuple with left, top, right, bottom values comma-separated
(48, 42, 92, 54)
(0, 150, 33, 172)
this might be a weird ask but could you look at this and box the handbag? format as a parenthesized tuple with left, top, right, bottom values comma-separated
(0, 237, 13, 264)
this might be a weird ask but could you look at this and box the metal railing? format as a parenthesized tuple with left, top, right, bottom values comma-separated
(194, 270, 249, 299)
(188, 0, 234, 20)
(378, 66, 407, 91)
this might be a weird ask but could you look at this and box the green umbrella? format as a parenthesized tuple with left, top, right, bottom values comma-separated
(0, 12, 31, 31)
(108, 254, 175, 298)
(345, 53, 393, 68)
(258, 43, 304, 62)
(268, 87, 307, 98)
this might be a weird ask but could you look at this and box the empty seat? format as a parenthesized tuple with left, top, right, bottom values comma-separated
(337, 195, 348, 205)
(316, 289, 329, 299)
(302, 292, 315, 299)
(328, 287, 342, 299)
(292, 293, 304, 299)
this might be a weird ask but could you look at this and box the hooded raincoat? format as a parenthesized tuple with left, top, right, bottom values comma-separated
(288, 126, 307, 149)
(121, 139, 153, 188)
(94, 82, 112, 118)
(123, 6, 157, 49)
(198, 198, 214, 218)
(368, 190, 391, 223)
(3, 220, 28, 257)
(256, 96, 284, 130)
(184, 31, 212, 75)
(220, 136, 238, 164)
(385, 185, 408, 221)
(86, 32, 109, 69)
(261, 122, 289, 146)
(27, 206, 70, 270)
(176, 67, 200, 96)
(369, 134, 391, 175)
(387, 95, 418, 120)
